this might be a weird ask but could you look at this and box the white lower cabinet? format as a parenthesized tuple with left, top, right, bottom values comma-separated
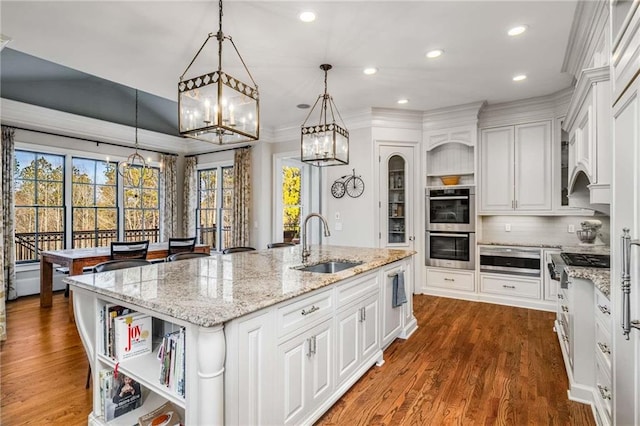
(335, 293, 379, 388)
(381, 263, 404, 348)
(592, 287, 612, 426)
(480, 274, 541, 299)
(279, 319, 333, 426)
(426, 267, 475, 292)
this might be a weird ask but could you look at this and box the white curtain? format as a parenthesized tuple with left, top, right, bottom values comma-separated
(1, 126, 17, 341)
(183, 157, 198, 238)
(232, 147, 252, 246)
(160, 154, 178, 240)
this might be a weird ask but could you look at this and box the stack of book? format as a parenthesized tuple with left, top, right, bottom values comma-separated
(157, 328, 186, 397)
(101, 304, 152, 361)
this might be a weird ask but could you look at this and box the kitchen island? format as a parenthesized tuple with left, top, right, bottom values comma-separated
(65, 245, 416, 425)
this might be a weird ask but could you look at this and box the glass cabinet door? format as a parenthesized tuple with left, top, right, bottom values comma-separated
(388, 155, 406, 244)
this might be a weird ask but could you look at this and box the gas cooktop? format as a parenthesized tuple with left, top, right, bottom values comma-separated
(560, 252, 610, 268)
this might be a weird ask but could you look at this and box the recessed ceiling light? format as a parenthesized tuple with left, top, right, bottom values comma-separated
(426, 49, 444, 59)
(513, 74, 527, 82)
(299, 11, 316, 22)
(363, 67, 378, 75)
(297, 103, 311, 109)
(508, 25, 528, 36)
(397, 99, 409, 104)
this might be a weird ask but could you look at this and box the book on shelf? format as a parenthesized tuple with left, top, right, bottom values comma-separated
(157, 328, 186, 397)
(100, 370, 145, 421)
(102, 304, 135, 357)
(138, 401, 183, 426)
(113, 312, 153, 361)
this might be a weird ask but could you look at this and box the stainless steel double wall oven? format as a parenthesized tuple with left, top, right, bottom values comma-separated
(426, 186, 476, 270)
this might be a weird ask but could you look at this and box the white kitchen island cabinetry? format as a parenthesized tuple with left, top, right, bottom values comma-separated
(67, 246, 416, 426)
(479, 121, 552, 213)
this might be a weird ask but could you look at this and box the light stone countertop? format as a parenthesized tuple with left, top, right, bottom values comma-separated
(64, 245, 414, 327)
(564, 267, 611, 298)
(477, 241, 562, 249)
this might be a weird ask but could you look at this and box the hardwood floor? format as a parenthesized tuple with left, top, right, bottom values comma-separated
(1, 293, 594, 425)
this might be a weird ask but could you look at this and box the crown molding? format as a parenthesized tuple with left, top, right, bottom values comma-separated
(564, 66, 610, 131)
(478, 89, 572, 128)
(371, 108, 423, 129)
(422, 101, 487, 131)
(562, 0, 609, 79)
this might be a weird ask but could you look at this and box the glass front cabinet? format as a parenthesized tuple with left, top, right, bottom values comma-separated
(388, 155, 406, 244)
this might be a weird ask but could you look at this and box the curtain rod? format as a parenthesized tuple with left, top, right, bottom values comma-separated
(9, 126, 179, 156)
(184, 144, 252, 158)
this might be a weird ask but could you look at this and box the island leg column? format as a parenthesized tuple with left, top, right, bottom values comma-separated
(197, 324, 226, 425)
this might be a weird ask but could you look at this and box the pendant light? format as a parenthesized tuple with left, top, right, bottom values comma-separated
(301, 64, 349, 167)
(178, 0, 259, 144)
(118, 90, 148, 186)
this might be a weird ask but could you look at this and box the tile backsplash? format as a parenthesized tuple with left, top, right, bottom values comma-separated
(479, 215, 611, 247)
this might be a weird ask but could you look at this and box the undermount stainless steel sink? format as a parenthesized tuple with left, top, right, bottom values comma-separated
(295, 260, 362, 274)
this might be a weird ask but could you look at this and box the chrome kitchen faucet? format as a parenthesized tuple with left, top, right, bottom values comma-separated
(301, 213, 331, 263)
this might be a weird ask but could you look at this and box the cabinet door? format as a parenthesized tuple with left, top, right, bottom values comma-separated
(361, 294, 380, 361)
(335, 305, 360, 386)
(279, 320, 333, 426)
(308, 321, 332, 408)
(379, 144, 416, 249)
(480, 127, 514, 211)
(280, 333, 308, 425)
(514, 121, 552, 210)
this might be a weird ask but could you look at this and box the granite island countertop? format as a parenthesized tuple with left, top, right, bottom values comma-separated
(64, 245, 414, 327)
(550, 253, 611, 298)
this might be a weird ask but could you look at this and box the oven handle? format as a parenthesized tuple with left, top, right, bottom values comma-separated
(428, 233, 470, 238)
(428, 196, 468, 201)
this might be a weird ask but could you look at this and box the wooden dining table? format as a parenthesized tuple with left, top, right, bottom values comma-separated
(39, 242, 211, 318)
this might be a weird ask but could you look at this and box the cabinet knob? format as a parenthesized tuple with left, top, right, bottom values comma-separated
(597, 385, 612, 400)
(597, 304, 611, 315)
(597, 342, 611, 355)
(502, 285, 516, 289)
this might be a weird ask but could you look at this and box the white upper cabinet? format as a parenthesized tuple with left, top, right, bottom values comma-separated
(479, 121, 552, 213)
(563, 66, 612, 208)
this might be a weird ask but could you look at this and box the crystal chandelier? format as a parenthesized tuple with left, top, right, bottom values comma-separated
(178, 0, 259, 144)
(301, 64, 349, 167)
(118, 90, 148, 186)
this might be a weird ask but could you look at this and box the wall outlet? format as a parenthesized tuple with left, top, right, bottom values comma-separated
(505, 224, 511, 232)
(568, 224, 575, 233)
(335, 222, 342, 231)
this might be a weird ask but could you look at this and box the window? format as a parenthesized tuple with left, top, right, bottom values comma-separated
(14, 150, 65, 262)
(197, 166, 233, 251)
(274, 156, 313, 244)
(123, 166, 160, 242)
(71, 157, 118, 248)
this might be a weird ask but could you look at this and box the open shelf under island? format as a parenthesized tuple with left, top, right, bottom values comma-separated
(65, 244, 417, 425)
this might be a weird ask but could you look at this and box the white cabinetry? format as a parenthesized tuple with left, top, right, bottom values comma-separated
(425, 267, 475, 293)
(279, 318, 333, 426)
(544, 249, 561, 302)
(380, 263, 404, 348)
(479, 121, 552, 213)
(424, 126, 475, 187)
(563, 66, 611, 207)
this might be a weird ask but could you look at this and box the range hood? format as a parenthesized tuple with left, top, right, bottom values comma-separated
(567, 170, 610, 215)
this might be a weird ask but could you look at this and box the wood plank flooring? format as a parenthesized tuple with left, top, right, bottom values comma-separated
(1, 293, 594, 425)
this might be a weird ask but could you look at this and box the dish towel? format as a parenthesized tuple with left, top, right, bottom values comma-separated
(392, 271, 407, 308)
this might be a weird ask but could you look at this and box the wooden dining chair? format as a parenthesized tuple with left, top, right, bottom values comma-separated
(267, 242, 295, 248)
(110, 240, 149, 260)
(222, 246, 256, 254)
(168, 237, 197, 255)
(167, 252, 210, 262)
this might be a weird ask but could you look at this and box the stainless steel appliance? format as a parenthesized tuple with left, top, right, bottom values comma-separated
(479, 246, 541, 278)
(426, 231, 475, 270)
(426, 186, 475, 232)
